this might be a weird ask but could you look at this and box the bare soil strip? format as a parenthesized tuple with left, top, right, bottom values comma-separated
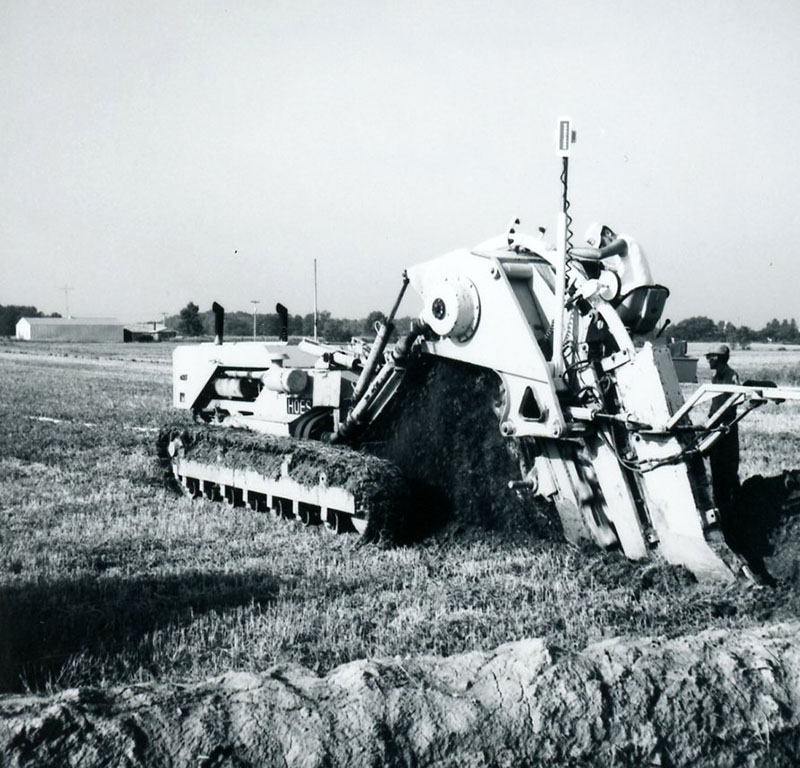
(3, 622, 800, 767)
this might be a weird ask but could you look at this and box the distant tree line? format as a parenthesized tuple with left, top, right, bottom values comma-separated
(0, 301, 399, 342)
(6, 300, 797, 347)
(0, 305, 61, 336)
(170, 302, 800, 346)
(664, 316, 800, 345)
(169, 302, 409, 342)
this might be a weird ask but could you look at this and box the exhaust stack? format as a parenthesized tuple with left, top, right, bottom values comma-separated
(276, 303, 289, 342)
(212, 302, 224, 345)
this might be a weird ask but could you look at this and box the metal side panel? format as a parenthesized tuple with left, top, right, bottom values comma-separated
(407, 249, 566, 439)
(616, 343, 684, 426)
(172, 355, 218, 411)
(614, 344, 737, 581)
(635, 460, 734, 581)
(172, 342, 321, 412)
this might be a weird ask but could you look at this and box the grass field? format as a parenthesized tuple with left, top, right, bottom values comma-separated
(1, 339, 799, 694)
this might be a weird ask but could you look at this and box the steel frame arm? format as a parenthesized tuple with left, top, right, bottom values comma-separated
(665, 383, 800, 432)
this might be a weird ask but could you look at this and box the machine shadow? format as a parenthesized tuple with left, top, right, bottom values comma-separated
(0, 570, 278, 693)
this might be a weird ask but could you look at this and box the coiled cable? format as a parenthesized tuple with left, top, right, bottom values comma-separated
(560, 156, 579, 367)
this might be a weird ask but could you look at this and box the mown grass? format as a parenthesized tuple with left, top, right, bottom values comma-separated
(0, 345, 798, 694)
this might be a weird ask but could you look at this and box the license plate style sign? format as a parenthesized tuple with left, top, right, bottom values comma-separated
(286, 398, 313, 415)
(557, 116, 574, 157)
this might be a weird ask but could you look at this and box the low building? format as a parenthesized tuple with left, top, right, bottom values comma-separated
(15, 317, 124, 342)
(123, 322, 177, 342)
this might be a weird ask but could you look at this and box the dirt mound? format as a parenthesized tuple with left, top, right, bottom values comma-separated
(363, 356, 562, 540)
(727, 471, 800, 585)
(3, 622, 800, 767)
(768, 513, 800, 584)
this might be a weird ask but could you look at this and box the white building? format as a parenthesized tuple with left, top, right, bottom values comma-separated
(15, 317, 125, 342)
(123, 322, 177, 342)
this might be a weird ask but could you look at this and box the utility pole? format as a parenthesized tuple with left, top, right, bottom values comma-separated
(313, 258, 318, 341)
(60, 285, 74, 318)
(250, 300, 260, 339)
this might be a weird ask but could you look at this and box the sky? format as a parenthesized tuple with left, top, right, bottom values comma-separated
(2, 0, 800, 327)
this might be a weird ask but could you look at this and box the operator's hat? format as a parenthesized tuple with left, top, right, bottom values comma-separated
(585, 222, 616, 248)
(705, 343, 730, 358)
(585, 222, 604, 248)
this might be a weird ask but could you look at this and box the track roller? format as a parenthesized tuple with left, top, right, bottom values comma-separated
(223, 486, 244, 508)
(158, 424, 411, 542)
(298, 503, 321, 527)
(181, 476, 201, 499)
(324, 510, 348, 534)
(272, 498, 292, 521)
(247, 492, 268, 513)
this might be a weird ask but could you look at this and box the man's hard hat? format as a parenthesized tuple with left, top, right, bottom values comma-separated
(705, 343, 730, 358)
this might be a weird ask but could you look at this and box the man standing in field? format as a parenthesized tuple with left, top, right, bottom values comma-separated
(706, 343, 741, 527)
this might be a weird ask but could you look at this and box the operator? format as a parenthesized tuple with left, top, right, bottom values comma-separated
(582, 222, 654, 298)
(569, 223, 664, 331)
(705, 343, 741, 525)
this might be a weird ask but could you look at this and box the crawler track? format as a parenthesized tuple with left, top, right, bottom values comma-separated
(157, 424, 412, 541)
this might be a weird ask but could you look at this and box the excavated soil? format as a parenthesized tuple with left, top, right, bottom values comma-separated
(731, 472, 800, 585)
(3, 622, 800, 767)
(362, 356, 561, 540)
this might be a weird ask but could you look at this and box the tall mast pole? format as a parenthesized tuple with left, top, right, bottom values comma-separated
(61, 284, 73, 318)
(313, 258, 318, 341)
(250, 300, 260, 340)
(554, 116, 575, 377)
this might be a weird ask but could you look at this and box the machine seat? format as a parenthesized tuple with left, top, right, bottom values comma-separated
(614, 285, 669, 335)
